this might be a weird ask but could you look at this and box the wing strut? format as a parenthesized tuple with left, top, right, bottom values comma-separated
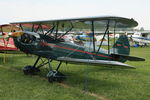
(31, 24, 35, 32)
(59, 22, 74, 39)
(19, 24, 24, 31)
(45, 25, 55, 35)
(33, 23, 44, 34)
(113, 21, 117, 54)
(107, 20, 110, 54)
(35, 24, 40, 32)
(96, 20, 110, 53)
(91, 20, 95, 52)
(55, 22, 59, 39)
(39, 24, 44, 34)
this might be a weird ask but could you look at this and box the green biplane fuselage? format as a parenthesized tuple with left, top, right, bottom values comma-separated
(14, 32, 128, 63)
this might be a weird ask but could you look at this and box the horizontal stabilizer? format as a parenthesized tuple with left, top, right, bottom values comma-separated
(111, 53, 145, 61)
(57, 57, 135, 69)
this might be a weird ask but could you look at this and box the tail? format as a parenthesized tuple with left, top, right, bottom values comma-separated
(111, 35, 145, 62)
(112, 35, 130, 55)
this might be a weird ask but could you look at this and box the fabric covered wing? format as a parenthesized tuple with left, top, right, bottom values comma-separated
(57, 57, 135, 69)
(11, 16, 138, 28)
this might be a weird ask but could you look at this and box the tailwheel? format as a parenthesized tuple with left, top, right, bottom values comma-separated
(47, 70, 65, 83)
(23, 65, 40, 75)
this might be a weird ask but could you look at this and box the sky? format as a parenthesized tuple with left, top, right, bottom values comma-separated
(0, 0, 150, 29)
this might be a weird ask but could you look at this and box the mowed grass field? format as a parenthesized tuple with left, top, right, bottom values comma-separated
(0, 47, 150, 100)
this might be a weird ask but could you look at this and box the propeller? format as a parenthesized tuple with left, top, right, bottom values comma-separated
(9, 32, 24, 37)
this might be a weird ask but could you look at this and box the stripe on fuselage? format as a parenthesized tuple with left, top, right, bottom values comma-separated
(40, 42, 113, 59)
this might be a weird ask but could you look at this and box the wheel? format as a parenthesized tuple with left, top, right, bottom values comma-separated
(47, 70, 65, 83)
(47, 71, 55, 82)
(23, 65, 33, 75)
(54, 71, 66, 82)
(23, 65, 40, 75)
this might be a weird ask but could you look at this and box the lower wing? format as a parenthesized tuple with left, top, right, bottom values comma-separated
(57, 57, 135, 69)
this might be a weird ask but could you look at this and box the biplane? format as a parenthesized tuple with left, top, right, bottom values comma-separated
(10, 16, 145, 82)
(0, 24, 18, 53)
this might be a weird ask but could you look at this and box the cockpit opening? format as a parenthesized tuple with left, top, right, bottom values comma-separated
(20, 33, 36, 44)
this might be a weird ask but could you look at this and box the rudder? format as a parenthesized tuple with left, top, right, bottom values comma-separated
(112, 35, 130, 55)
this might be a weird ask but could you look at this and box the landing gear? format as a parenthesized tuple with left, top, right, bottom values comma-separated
(47, 60, 65, 83)
(23, 56, 41, 75)
(23, 65, 40, 75)
(47, 70, 65, 83)
(23, 56, 65, 82)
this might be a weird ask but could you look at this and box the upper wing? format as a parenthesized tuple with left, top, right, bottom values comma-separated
(11, 16, 138, 28)
(57, 57, 135, 69)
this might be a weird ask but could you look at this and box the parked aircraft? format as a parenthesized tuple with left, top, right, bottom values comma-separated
(10, 16, 145, 82)
(129, 32, 150, 46)
(0, 24, 19, 52)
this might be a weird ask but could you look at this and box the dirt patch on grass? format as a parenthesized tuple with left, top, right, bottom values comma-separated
(0, 65, 109, 100)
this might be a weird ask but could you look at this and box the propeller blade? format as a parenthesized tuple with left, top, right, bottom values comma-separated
(10, 32, 23, 37)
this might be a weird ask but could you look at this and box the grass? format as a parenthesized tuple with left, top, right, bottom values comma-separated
(0, 46, 150, 100)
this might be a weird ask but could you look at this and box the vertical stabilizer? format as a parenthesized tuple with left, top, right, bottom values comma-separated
(113, 35, 130, 55)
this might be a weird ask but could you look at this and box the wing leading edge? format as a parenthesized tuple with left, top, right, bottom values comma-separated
(57, 57, 135, 69)
(11, 16, 138, 28)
